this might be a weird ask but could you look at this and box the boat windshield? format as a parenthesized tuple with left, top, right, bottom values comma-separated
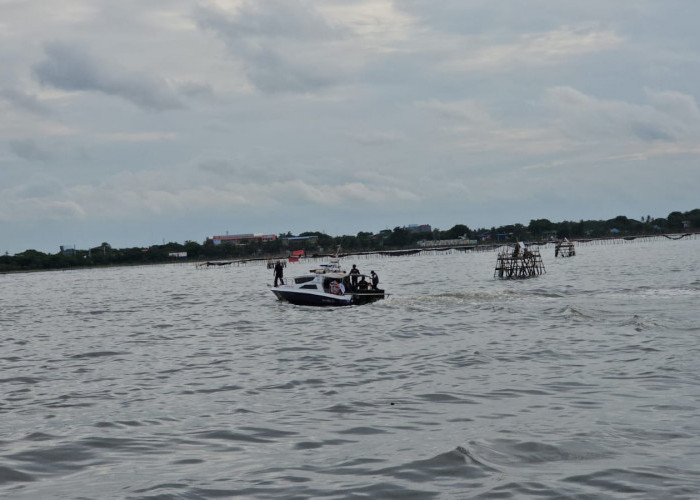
(294, 276, 315, 284)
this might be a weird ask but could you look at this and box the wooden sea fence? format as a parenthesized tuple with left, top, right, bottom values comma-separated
(494, 245, 546, 279)
(569, 233, 698, 246)
(196, 256, 276, 268)
(305, 246, 476, 262)
(266, 259, 287, 269)
(481, 232, 698, 252)
(196, 260, 243, 268)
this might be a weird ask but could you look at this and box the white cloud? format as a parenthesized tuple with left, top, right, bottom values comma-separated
(423, 25, 623, 75)
(95, 132, 177, 143)
(193, 0, 418, 94)
(412, 98, 569, 155)
(194, 1, 349, 93)
(542, 86, 700, 143)
(0, 164, 420, 224)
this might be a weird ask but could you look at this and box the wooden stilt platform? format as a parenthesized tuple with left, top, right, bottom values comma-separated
(555, 240, 576, 257)
(494, 246, 545, 279)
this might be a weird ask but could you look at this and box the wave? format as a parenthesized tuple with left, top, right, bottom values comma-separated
(0, 465, 33, 485)
(621, 314, 666, 332)
(469, 438, 613, 466)
(564, 466, 700, 498)
(387, 289, 521, 308)
(558, 305, 592, 319)
(369, 446, 497, 482)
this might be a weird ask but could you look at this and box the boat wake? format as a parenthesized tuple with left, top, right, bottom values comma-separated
(388, 289, 519, 307)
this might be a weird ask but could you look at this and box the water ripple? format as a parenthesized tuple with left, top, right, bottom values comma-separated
(1, 243, 699, 498)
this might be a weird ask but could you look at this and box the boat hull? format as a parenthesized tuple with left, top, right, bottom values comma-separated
(349, 289, 385, 305)
(272, 288, 352, 306)
(271, 288, 385, 306)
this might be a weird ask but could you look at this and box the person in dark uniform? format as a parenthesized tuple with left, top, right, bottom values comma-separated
(357, 276, 369, 290)
(349, 264, 360, 290)
(273, 261, 284, 287)
(370, 270, 379, 289)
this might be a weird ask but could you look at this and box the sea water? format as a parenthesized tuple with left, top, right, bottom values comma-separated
(1, 238, 699, 499)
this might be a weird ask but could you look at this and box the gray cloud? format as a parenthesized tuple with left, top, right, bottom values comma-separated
(196, 158, 291, 183)
(194, 1, 351, 93)
(33, 41, 184, 110)
(176, 80, 214, 100)
(9, 139, 52, 162)
(243, 48, 343, 93)
(1, 88, 53, 116)
(630, 122, 673, 142)
(195, 0, 339, 42)
(350, 131, 404, 146)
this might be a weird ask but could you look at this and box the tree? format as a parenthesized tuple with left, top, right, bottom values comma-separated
(667, 211, 685, 231)
(300, 231, 334, 248)
(184, 240, 202, 258)
(441, 224, 470, 240)
(356, 231, 373, 249)
(528, 219, 553, 239)
(685, 209, 700, 229)
(385, 226, 411, 247)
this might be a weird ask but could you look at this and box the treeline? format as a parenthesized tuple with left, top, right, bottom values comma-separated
(2, 209, 698, 273)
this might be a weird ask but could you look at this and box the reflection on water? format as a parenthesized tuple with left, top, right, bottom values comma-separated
(1, 239, 699, 498)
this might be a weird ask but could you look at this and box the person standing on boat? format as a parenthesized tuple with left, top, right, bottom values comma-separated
(273, 261, 284, 287)
(349, 264, 360, 290)
(370, 270, 379, 289)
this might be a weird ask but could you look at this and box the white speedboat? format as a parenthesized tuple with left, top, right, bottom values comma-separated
(270, 259, 385, 306)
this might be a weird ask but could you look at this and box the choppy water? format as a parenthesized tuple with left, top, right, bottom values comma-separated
(1, 239, 699, 499)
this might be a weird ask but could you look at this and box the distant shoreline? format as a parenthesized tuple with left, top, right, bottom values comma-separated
(2, 232, 697, 276)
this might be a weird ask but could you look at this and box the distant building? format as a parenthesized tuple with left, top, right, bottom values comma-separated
(209, 234, 277, 245)
(59, 245, 76, 255)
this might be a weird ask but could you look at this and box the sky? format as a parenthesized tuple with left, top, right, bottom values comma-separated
(2, 0, 699, 254)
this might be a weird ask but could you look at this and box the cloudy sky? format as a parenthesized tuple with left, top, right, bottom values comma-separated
(2, 1, 699, 254)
